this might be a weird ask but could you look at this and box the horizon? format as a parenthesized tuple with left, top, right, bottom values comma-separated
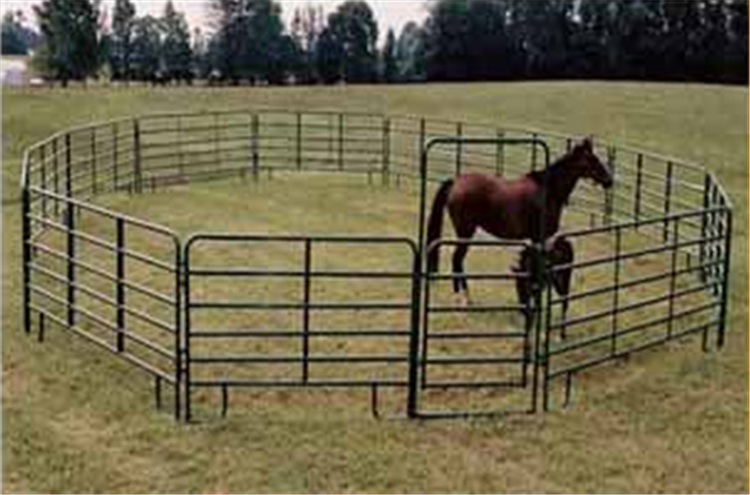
(1, 0, 429, 43)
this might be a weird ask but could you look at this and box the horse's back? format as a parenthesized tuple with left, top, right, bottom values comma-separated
(448, 173, 539, 238)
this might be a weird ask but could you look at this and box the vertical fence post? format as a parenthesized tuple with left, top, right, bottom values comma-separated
(91, 128, 97, 195)
(419, 257, 431, 390)
(406, 246, 422, 418)
(177, 116, 185, 181)
(610, 226, 622, 356)
(604, 146, 616, 226)
(296, 112, 302, 171)
(717, 206, 732, 348)
(213, 113, 220, 170)
(382, 117, 391, 186)
(66, 203, 76, 327)
(417, 121, 428, 246)
(667, 217, 679, 339)
(634, 153, 643, 226)
(174, 242, 182, 421)
(663, 161, 673, 242)
(53, 138, 60, 216)
(541, 244, 553, 412)
(302, 239, 311, 383)
(112, 123, 119, 192)
(699, 174, 711, 283)
(65, 133, 72, 199)
(116, 218, 126, 352)
(184, 243, 192, 422)
(328, 113, 334, 165)
(455, 122, 463, 176)
(133, 119, 143, 194)
(416, 118, 426, 188)
(708, 185, 721, 286)
(338, 113, 344, 171)
(495, 130, 505, 176)
(531, 133, 539, 171)
(40, 146, 47, 218)
(22, 181, 31, 335)
(531, 242, 544, 413)
(251, 114, 260, 181)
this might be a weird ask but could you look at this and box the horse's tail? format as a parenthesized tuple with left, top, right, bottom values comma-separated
(426, 179, 454, 273)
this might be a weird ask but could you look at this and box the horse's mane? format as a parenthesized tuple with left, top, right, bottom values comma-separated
(526, 169, 547, 185)
(525, 151, 577, 205)
(526, 153, 569, 185)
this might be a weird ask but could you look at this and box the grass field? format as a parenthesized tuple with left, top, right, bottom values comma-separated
(3, 82, 748, 493)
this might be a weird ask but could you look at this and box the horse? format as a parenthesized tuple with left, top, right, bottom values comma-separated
(425, 137, 612, 298)
(513, 235, 574, 338)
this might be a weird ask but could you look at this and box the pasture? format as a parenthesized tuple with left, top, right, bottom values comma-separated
(3, 82, 748, 493)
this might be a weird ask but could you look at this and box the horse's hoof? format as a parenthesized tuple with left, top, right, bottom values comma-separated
(451, 291, 470, 308)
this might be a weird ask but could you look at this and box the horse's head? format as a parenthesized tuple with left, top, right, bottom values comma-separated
(570, 137, 613, 189)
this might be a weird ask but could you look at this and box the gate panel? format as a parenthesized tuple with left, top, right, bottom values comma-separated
(541, 209, 727, 410)
(24, 187, 182, 417)
(184, 235, 419, 418)
(417, 239, 540, 417)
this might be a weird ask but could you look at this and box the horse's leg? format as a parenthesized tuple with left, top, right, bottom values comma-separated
(452, 243, 470, 293)
(515, 272, 535, 329)
(452, 224, 476, 307)
(553, 268, 572, 340)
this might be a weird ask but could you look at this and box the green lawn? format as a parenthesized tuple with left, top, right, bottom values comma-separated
(3, 82, 747, 493)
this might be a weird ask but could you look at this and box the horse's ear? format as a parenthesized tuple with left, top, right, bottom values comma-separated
(572, 137, 593, 156)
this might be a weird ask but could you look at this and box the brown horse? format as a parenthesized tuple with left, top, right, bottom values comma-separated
(426, 138, 612, 295)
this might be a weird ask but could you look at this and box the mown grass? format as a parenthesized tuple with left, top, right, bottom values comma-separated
(2, 82, 747, 493)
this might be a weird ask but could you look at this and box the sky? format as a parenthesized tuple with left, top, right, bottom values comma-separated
(1, 0, 429, 42)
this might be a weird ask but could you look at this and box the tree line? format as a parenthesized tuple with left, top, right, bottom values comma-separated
(420, 0, 748, 84)
(3, 0, 746, 86)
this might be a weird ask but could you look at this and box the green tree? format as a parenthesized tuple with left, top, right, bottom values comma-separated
(33, 0, 102, 86)
(108, 0, 136, 81)
(416, 0, 744, 84)
(208, 0, 289, 84)
(613, 0, 666, 79)
(161, 0, 193, 83)
(466, 0, 519, 80)
(663, 0, 705, 80)
(2, 11, 38, 55)
(382, 28, 397, 82)
(315, 27, 342, 83)
(395, 21, 425, 82)
(192, 27, 211, 79)
(317, 0, 379, 83)
(130, 15, 162, 82)
(727, 0, 748, 83)
(290, 4, 324, 84)
(423, 0, 519, 81)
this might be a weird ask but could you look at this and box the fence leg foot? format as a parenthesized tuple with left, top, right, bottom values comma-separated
(185, 385, 192, 423)
(154, 376, 162, 411)
(174, 383, 181, 422)
(221, 384, 229, 418)
(37, 312, 45, 343)
(701, 326, 710, 353)
(563, 372, 574, 408)
(370, 383, 380, 419)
